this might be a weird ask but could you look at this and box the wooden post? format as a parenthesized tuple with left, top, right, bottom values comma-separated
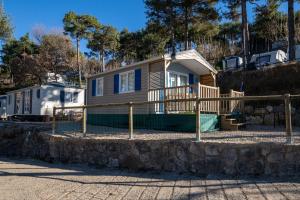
(230, 89, 234, 113)
(196, 81, 201, 142)
(52, 107, 56, 134)
(128, 102, 133, 139)
(196, 99, 201, 142)
(284, 94, 293, 144)
(217, 87, 220, 115)
(82, 107, 87, 137)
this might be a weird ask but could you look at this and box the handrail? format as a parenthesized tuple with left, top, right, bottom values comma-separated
(55, 94, 286, 110)
(148, 84, 197, 92)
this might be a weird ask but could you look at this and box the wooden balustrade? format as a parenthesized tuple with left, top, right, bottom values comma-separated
(219, 90, 245, 114)
(148, 84, 220, 113)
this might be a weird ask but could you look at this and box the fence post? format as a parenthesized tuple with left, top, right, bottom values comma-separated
(82, 107, 87, 137)
(128, 102, 134, 139)
(284, 94, 293, 144)
(229, 89, 234, 112)
(196, 99, 201, 142)
(217, 87, 220, 115)
(52, 107, 56, 134)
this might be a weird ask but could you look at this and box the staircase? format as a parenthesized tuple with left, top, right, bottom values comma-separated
(220, 114, 246, 131)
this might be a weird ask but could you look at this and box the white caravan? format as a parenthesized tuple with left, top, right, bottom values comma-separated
(6, 83, 85, 118)
(250, 50, 287, 68)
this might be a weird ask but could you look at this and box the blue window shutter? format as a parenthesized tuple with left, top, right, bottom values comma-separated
(135, 69, 141, 91)
(114, 74, 119, 94)
(92, 79, 96, 96)
(189, 73, 194, 85)
(60, 90, 65, 103)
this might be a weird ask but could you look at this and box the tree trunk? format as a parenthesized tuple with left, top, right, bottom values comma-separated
(76, 38, 82, 87)
(241, 0, 250, 68)
(102, 50, 105, 72)
(288, 0, 295, 61)
(184, 7, 189, 50)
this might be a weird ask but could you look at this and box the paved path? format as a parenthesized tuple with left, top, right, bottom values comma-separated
(0, 158, 300, 200)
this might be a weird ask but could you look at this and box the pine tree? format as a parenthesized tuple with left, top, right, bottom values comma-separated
(63, 11, 100, 86)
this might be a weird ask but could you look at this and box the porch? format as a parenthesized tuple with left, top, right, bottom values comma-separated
(148, 83, 244, 114)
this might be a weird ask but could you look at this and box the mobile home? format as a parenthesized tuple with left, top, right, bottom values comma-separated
(6, 83, 85, 119)
(222, 56, 243, 71)
(249, 50, 287, 68)
(0, 95, 7, 119)
(86, 50, 244, 132)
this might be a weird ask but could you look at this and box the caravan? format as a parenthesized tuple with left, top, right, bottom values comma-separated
(6, 83, 85, 120)
(222, 56, 243, 71)
(249, 50, 287, 68)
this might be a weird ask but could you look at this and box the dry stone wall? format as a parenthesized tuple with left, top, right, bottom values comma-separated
(1, 124, 300, 177)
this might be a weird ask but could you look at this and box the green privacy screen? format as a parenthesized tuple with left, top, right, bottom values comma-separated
(87, 113, 219, 132)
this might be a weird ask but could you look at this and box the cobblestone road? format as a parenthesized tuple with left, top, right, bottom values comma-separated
(0, 158, 300, 200)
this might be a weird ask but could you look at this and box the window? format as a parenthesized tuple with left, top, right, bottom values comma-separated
(168, 72, 188, 87)
(65, 92, 72, 103)
(0, 101, 1, 108)
(119, 70, 135, 93)
(96, 78, 104, 96)
(24, 90, 31, 114)
(36, 89, 40, 99)
(73, 92, 79, 103)
(8, 95, 11, 105)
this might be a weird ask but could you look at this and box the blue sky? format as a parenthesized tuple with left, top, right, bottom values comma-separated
(3, 0, 300, 53)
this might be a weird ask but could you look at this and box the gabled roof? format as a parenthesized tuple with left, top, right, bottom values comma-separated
(88, 49, 217, 79)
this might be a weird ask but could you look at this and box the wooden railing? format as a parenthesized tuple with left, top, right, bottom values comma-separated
(148, 84, 220, 113)
(220, 90, 245, 114)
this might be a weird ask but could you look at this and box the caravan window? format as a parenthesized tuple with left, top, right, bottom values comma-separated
(119, 70, 135, 93)
(73, 92, 79, 103)
(65, 92, 72, 102)
(96, 78, 104, 96)
(24, 90, 31, 114)
(256, 55, 271, 64)
(36, 89, 40, 99)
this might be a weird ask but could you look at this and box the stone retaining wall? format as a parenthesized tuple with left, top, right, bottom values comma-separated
(1, 125, 300, 176)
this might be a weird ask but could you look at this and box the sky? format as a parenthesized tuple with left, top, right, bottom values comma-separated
(3, 0, 300, 53)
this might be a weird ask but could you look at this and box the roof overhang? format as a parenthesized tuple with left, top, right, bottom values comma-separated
(165, 49, 218, 75)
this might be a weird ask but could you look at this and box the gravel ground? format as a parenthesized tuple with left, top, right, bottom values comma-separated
(0, 158, 300, 200)
(54, 122, 300, 143)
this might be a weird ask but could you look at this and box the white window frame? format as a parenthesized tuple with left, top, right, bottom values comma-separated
(167, 71, 189, 87)
(96, 77, 104, 96)
(119, 70, 135, 94)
